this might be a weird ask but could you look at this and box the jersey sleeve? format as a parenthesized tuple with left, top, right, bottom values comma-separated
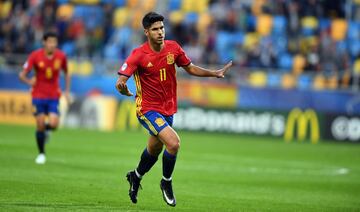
(175, 42, 191, 67)
(23, 52, 35, 73)
(62, 54, 68, 73)
(117, 49, 139, 77)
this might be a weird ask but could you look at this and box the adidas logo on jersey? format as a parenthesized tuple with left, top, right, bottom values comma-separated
(147, 62, 153, 67)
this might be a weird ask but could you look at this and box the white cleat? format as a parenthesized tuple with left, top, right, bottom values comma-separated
(35, 154, 46, 164)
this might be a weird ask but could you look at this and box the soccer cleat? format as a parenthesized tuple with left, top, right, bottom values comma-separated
(126, 171, 142, 204)
(35, 154, 46, 164)
(160, 179, 176, 207)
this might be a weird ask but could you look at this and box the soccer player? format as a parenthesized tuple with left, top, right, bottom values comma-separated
(19, 32, 70, 165)
(116, 12, 232, 207)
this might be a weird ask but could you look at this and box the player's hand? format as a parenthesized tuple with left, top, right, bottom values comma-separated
(116, 82, 133, 96)
(64, 92, 72, 105)
(29, 76, 36, 86)
(215, 61, 232, 78)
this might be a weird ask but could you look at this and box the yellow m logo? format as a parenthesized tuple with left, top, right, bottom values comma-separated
(284, 108, 320, 144)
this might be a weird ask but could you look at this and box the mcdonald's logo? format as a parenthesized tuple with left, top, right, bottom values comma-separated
(284, 108, 320, 144)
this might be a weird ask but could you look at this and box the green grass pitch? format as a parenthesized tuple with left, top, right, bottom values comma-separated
(0, 124, 360, 211)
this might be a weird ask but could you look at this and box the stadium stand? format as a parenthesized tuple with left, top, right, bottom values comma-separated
(0, 0, 359, 90)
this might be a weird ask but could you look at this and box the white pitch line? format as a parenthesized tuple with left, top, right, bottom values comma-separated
(178, 164, 350, 176)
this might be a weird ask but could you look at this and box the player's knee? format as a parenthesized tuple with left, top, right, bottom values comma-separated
(167, 140, 180, 154)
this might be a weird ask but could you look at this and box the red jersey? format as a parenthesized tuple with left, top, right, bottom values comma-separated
(23, 49, 67, 99)
(118, 40, 191, 116)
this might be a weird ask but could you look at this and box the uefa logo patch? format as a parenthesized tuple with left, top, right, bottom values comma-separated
(121, 63, 128, 71)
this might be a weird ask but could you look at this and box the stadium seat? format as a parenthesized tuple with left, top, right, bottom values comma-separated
(267, 72, 282, 87)
(278, 53, 293, 71)
(78, 60, 94, 76)
(216, 31, 233, 63)
(319, 18, 330, 31)
(104, 43, 119, 60)
(249, 71, 267, 87)
(348, 39, 360, 57)
(57, 0, 69, 4)
(272, 15, 287, 35)
(182, 0, 208, 13)
(281, 73, 296, 89)
(292, 54, 306, 75)
(113, 7, 129, 28)
(313, 74, 326, 90)
(272, 35, 287, 54)
(197, 12, 212, 32)
(232, 31, 244, 45)
(131, 9, 144, 29)
(168, 0, 182, 11)
(57, 4, 74, 21)
(0, 1, 11, 18)
(301, 16, 318, 36)
(246, 15, 256, 31)
(184, 12, 199, 25)
(61, 42, 76, 56)
(256, 14, 273, 36)
(336, 40, 347, 54)
(297, 74, 312, 90)
(169, 10, 185, 24)
(353, 58, 360, 75)
(72, 0, 100, 4)
(331, 19, 348, 41)
(347, 21, 360, 40)
(243, 33, 259, 50)
(127, 0, 139, 8)
(142, 0, 157, 11)
(115, 0, 126, 7)
(327, 74, 338, 90)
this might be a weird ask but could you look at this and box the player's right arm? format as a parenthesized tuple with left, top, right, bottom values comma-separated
(115, 50, 139, 96)
(116, 75, 133, 96)
(19, 53, 35, 87)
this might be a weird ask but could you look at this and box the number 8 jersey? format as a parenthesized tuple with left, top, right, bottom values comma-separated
(118, 40, 191, 116)
(23, 49, 68, 99)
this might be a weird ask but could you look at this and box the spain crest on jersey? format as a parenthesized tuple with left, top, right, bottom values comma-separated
(54, 59, 61, 69)
(167, 53, 174, 65)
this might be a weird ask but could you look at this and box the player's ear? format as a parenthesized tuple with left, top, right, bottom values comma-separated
(144, 29, 149, 36)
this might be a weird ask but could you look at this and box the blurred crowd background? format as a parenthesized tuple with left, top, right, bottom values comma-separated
(1, 0, 360, 90)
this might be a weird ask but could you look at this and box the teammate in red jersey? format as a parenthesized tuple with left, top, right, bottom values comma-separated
(116, 12, 232, 207)
(19, 32, 70, 165)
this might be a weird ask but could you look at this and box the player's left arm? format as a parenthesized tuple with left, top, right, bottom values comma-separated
(182, 61, 233, 78)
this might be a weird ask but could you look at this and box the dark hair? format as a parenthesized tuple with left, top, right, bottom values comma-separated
(43, 31, 58, 41)
(142, 12, 164, 29)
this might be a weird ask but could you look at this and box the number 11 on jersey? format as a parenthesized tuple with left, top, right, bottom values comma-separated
(160, 68, 166, 81)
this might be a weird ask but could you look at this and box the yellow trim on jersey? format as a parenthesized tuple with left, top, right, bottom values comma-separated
(133, 71, 142, 116)
(133, 70, 158, 135)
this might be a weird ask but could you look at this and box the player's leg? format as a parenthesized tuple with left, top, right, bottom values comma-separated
(157, 126, 179, 207)
(44, 99, 60, 143)
(135, 135, 163, 177)
(46, 99, 60, 131)
(127, 136, 163, 203)
(46, 113, 59, 130)
(32, 99, 47, 164)
(34, 113, 47, 164)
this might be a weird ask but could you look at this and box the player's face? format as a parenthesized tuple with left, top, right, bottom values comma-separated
(145, 21, 165, 45)
(43, 37, 58, 54)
